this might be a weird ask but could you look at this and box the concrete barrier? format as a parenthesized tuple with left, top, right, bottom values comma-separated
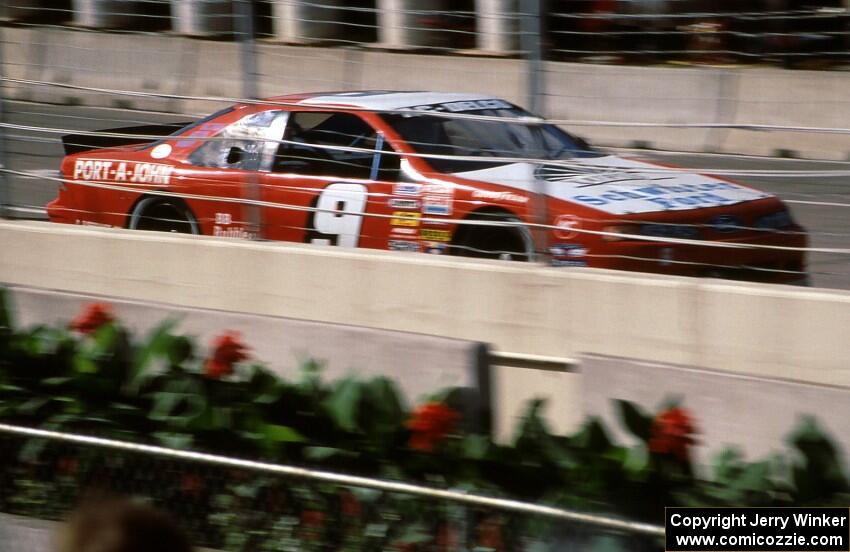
(582, 354, 850, 464)
(3, 26, 848, 159)
(4, 26, 188, 113)
(4, 284, 491, 428)
(0, 514, 54, 552)
(2, 221, 850, 435)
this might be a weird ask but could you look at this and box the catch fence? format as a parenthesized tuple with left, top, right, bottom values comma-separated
(0, 1, 849, 287)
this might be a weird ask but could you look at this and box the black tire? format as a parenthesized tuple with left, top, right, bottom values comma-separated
(452, 214, 533, 262)
(128, 197, 199, 235)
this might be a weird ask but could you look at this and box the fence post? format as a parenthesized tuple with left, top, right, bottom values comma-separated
(519, 0, 548, 261)
(235, 0, 259, 101)
(519, 0, 544, 115)
(0, 26, 9, 220)
(235, 0, 262, 238)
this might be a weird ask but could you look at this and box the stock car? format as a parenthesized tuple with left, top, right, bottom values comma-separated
(47, 91, 808, 284)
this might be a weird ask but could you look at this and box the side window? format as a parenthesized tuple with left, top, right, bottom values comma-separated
(188, 110, 288, 170)
(273, 112, 395, 180)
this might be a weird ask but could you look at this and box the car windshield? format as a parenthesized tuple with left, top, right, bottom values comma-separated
(382, 108, 602, 173)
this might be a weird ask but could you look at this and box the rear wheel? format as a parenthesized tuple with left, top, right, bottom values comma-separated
(451, 214, 534, 261)
(128, 197, 199, 234)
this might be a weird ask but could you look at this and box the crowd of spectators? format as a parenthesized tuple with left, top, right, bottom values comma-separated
(545, 0, 849, 67)
(3, 0, 847, 68)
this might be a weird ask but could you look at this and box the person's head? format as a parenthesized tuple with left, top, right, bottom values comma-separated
(57, 497, 192, 552)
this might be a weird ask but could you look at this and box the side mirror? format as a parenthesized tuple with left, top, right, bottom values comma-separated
(226, 146, 245, 165)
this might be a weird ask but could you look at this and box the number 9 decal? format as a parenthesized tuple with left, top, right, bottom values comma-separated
(309, 183, 368, 248)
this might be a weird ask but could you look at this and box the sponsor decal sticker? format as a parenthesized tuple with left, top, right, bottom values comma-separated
(407, 99, 512, 113)
(424, 241, 448, 255)
(388, 240, 420, 252)
(471, 189, 529, 204)
(388, 198, 420, 209)
(551, 259, 588, 267)
(421, 228, 452, 242)
(549, 243, 587, 258)
(393, 183, 421, 196)
(568, 180, 760, 212)
(422, 182, 452, 196)
(390, 227, 418, 236)
(422, 196, 452, 216)
(554, 214, 581, 239)
(150, 143, 172, 159)
(421, 182, 454, 216)
(391, 211, 421, 227)
(73, 159, 174, 185)
(214, 226, 256, 240)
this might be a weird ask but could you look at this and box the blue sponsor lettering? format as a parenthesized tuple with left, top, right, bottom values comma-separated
(572, 194, 608, 206)
(634, 186, 668, 196)
(675, 196, 700, 206)
(647, 197, 675, 209)
(695, 192, 733, 205)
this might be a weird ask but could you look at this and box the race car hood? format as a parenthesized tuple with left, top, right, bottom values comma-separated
(451, 155, 772, 215)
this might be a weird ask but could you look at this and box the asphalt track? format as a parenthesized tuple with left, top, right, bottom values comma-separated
(3, 100, 850, 290)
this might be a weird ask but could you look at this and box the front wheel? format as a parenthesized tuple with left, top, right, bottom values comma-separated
(451, 215, 534, 262)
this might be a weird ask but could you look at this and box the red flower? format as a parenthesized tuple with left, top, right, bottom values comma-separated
(302, 510, 324, 528)
(300, 509, 325, 541)
(648, 407, 699, 462)
(57, 457, 78, 476)
(406, 402, 459, 452)
(340, 490, 361, 518)
(436, 522, 458, 552)
(180, 473, 204, 496)
(69, 303, 114, 335)
(478, 516, 503, 550)
(203, 331, 249, 378)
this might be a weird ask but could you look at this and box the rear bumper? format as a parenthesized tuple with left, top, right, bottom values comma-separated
(46, 198, 76, 224)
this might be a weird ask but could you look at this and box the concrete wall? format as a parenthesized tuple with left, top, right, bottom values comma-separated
(4, 285, 491, 425)
(0, 514, 55, 552)
(2, 221, 850, 436)
(2, 26, 848, 160)
(582, 354, 850, 464)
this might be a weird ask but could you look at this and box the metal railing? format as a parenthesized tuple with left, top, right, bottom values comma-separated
(0, 422, 664, 551)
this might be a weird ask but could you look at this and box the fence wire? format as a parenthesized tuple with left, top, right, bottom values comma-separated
(0, 2, 849, 288)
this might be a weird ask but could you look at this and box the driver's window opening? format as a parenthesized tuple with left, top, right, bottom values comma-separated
(187, 109, 287, 170)
(273, 112, 396, 180)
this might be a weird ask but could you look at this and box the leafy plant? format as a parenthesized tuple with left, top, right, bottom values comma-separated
(0, 292, 848, 551)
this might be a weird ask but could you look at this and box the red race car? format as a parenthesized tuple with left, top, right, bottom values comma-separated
(48, 91, 808, 284)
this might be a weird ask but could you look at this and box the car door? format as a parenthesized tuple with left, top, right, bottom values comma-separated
(260, 110, 402, 250)
(177, 108, 288, 238)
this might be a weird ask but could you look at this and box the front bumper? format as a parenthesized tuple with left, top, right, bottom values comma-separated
(557, 225, 809, 285)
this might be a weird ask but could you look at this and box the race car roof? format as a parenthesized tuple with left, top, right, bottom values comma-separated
(275, 91, 503, 111)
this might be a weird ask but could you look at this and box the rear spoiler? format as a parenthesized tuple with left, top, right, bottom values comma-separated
(61, 122, 193, 155)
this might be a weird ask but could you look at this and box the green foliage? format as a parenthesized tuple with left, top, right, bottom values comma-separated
(0, 292, 848, 551)
(614, 399, 653, 442)
(788, 416, 849, 503)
